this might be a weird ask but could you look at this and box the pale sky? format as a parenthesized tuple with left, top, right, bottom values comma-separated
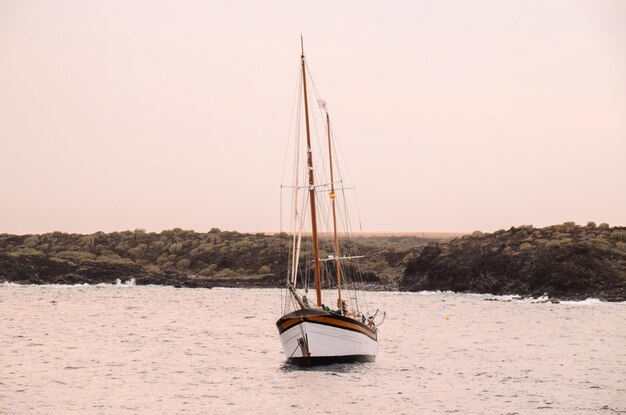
(0, 0, 625, 235)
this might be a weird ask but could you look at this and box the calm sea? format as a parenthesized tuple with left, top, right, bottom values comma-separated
(1, 284, 624, 414)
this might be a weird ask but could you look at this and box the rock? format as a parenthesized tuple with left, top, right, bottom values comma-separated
(400, 225, 626, 301)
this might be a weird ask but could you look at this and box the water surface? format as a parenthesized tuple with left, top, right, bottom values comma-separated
(1, 284, 624, 414)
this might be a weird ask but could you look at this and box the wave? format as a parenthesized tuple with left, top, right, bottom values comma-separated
(114, 278, 136, 286)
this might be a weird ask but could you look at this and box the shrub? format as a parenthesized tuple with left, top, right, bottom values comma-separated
(471, 231, 484, 238)
(156, 253, 169, 265)
(23, 235, 40, 248)
(127, 247, 144, 258)
(115, 241, 131, 251)
(214, 268, 236, 278)
(611, 231, 626, 241)
(586, 221, 597, 229)
(96, 254, 134, 265)
(589, 238, 609, 249)
(519, 242, 534, 251)
(152, 240, 165, 251)
(546, 240, 561, 248)
(9, 247, 44, 257)
(200, 264, 218, 276)
(176, 259, 191, 270)
(143, 264, 161, 273)
(55, 251, 96, 263)
(80, 235, 95, 247)
(234, 240, 253, 250)
(257, 265, 271, 274)
(599, 223, 610, 229)
(168, 242, 183, 254)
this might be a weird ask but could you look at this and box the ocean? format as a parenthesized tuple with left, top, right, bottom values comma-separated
(1, 283, 624, 414)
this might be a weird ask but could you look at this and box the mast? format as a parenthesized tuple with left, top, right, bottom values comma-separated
(325, 111, 343, 308)
(301, 37, 323, 307)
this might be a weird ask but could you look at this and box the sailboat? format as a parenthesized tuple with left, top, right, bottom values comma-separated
(276, 39, 380, 367)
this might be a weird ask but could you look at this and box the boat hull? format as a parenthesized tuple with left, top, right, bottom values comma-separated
(276, 309, 378, 367)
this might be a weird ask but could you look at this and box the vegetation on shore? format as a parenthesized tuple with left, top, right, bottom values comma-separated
(0, 228, 430, 287)
(2, 222, 624, 300)
(400, 222, 626, 301)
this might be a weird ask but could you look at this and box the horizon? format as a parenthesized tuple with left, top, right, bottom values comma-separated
(1, 1, 625, 235)
(3, 223, 621, 238)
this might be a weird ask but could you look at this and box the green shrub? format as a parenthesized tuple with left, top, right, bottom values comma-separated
(156, 253, 169, 265)
(168, 242, 183, 254)
(9, 247, 44, 257)
(56, 251, 96, 263)
(589, 238, 609, 249)
(586, 221, 597, 229)
(610, 231, 626, 241)
(96, 254, 134, 265)
(234, 240, 253, 250)
(599, 223, 610, 229)
(176, 259, 191, 270)
(257, 265, 271, 274)
(200, 264, 218, 276)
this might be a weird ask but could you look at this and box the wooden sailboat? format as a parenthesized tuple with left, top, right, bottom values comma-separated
(276, 39, 380, 366)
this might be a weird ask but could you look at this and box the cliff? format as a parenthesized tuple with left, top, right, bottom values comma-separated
(399, 223, 626, 301)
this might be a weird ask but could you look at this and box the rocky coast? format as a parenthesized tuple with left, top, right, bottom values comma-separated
(400, 223, 626, 301)
(1, 224, 625, 301)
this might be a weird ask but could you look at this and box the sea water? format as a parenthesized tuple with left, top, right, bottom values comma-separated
(1, 284, 624, 414)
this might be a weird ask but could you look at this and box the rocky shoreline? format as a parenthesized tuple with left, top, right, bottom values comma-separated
(400, 224, 626, 302)
(2, 223, 625, 301)
(0, 252, 391, 290)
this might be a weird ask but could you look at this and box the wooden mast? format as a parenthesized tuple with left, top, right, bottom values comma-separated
(325, 111, 343, 308)
(301, 37, 323, 307)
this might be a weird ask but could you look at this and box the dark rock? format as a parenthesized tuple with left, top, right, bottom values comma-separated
(400, 225, 626, 301)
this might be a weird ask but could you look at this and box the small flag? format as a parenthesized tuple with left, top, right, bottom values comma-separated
(318, 99, 328, 111)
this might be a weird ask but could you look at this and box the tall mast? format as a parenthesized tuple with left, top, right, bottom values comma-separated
(301, 37, 323, 307)
(325, 111, 343, 308)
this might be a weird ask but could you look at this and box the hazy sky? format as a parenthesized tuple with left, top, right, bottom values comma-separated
(1, 0, 625, 234)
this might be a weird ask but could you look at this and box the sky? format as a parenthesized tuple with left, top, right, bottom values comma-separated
(0, 0, 625, 235)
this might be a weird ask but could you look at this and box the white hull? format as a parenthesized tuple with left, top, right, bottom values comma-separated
(276, 310, 378, 366)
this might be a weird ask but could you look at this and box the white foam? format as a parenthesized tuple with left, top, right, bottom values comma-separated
(560, 298, 603, 305)
(114, 278, 136, 286)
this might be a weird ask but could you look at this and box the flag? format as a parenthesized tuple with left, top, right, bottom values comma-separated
(318, 99, 328, 111)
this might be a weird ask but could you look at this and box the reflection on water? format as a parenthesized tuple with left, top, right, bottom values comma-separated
(1, 284, 624, 414)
